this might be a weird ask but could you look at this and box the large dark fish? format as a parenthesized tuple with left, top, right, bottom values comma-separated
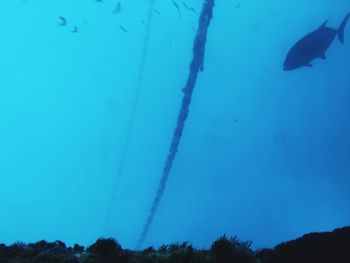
(283, 12, 350, 71)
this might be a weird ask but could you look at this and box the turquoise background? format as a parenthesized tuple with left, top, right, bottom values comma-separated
(0, 0, 349, 250)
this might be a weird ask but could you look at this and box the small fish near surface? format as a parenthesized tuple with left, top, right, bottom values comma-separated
(58, 16, 67, 26)
(119, 25, 128, 33)
(112, 2, 121, 14)
(71, 26, 78, 33)
(283, 12, 350, 71)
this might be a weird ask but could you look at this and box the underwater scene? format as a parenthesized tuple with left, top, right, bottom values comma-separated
(0, 0, 350, 262)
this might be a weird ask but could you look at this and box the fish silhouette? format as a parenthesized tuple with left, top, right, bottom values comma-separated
(71, 26, 78, 33)
(58, 16, 67, 26)
(172, 1, 181, 19)
(119, 25, 128, 33)
(113, 3, 121, 14)
(283, 12, 350, 71)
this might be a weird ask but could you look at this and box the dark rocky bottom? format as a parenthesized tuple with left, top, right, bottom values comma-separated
(0, 226, 349, 263)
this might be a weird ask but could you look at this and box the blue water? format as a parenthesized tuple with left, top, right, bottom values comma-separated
(0, 0, 349, 251)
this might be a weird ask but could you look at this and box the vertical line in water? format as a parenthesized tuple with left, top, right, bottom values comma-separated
(105, 0, 156, 230)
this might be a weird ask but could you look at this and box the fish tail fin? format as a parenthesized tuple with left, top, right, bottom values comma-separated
(338, 12, 350, 43)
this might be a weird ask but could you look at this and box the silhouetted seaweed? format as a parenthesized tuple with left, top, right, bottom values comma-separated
(142, 246, 155, 254)
(273, 226, 350, 263)
(73, 244, 84, 253)
(165, 243, 195, 263)
(210, 235, 255, 263)
(158, 244, 169, 254)
(256, 248, 274, 263)
(140, 242, 197, 263)
(87, 238, 131, 263)
(0, 226, 349, 262)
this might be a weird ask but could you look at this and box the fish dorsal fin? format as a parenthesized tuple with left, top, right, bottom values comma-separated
(338, 12, 350, 43)
(319, 20, 328, 29)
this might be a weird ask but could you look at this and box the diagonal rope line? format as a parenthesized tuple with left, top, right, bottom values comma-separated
(136, 0, 216, 249)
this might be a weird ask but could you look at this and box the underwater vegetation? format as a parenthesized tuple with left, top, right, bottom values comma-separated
(210, 235, 254, 263)
(0, 226, 349, 263)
